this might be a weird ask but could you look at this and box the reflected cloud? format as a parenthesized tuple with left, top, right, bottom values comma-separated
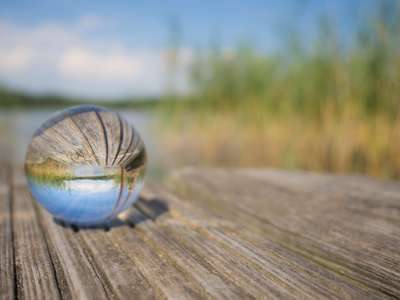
(27, 161, 146, 225)
(68, 180, 116, 193)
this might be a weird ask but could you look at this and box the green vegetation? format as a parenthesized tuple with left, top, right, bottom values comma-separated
(2, 2, 400, 181)
(25, 159, 121, 190)
(26, 160, 75, 189)
(157, 2, 400, 180)
(0, 86, 160, 109)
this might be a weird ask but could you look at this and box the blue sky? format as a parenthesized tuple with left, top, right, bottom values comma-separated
(0, 0, 377, 99)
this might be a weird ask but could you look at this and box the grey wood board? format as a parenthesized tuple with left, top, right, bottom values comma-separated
(28, 123, 97, 165)
(70, 112, 107, 165)
(1, 163, 384, 299)
(106, 218, 203, 300)
(136, 182, 378, 300)
(11, 166, 61, 300)
(97, 110, 122, 166)
(0, 164, 14, 299)
(75, 224, 156, 299)
(166, 167, 400, 299)
(121, 206, 252, 300)
(25, 109, 140, 167)
(34, 203, 109, 300)
(113, 116, 133, 166)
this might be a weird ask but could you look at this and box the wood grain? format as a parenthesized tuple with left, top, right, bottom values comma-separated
(76, 224, 156, 300)
(27, 122, 97, 165)
(0, 164, 14, 299)
(120, 207, 249, 300)
(70, 111, 107, 165)
(2, 163, 393, 299)
(136, 182, 377, 300)
(97, 110, 122, 166)
(113, 114, 133, 166)
(11, 167, 60, 300)
(106, 218, 203, 300)
(166, 167, 400, 299)
(25, 107, 144, 167)
(34, 203, 109, 300)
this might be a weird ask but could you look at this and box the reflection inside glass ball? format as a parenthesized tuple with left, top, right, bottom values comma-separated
(25, 105, 147, 225)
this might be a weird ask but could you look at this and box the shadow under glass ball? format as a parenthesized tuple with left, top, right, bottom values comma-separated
(25, 105, 147, 225)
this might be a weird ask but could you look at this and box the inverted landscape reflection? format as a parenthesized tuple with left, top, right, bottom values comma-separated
(26, 160, 145, 225)
(24, 105, 148, 225)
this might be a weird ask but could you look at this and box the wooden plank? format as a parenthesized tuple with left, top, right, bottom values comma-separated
(26, 123, 98, 166)
(26, 108, 143, 168)
(70, 111, 107, 165)
(166, 168, 400, 299)
(117, 128, 141, 167)
(0, 164, 14, 299)
(34, 200, 109, 300)
(76, 224, 156, 300)
(12, 164, 156, 299)
(120, 206, 250, 300)
(334, 173, 400, 198)
(5, 163, 386, 299)
(97, 111, 122, 166)
(11, 167, 61, 300)
(135, 182, 377, 300)
(161, 218, 299, 300)
(106, 218, 203, 300)
(112, 114, 133, 166)
(245, 169, 400, 223)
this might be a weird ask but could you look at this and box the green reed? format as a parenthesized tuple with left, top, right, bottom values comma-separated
(26, 159, 122, 190)
(157, 1, 400, 180)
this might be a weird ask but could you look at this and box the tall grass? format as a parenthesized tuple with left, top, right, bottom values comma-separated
(157, 2, 400, 180)
(25, 159, 123, 189)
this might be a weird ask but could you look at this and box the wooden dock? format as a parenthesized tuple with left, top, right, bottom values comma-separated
(1, 164, 399, 299)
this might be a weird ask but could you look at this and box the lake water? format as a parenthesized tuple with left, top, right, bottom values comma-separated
(0, 108, 166, 181)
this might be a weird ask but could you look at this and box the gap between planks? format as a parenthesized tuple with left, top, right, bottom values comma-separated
(166, 167, 400, 299)
(1, 164, 380, 299)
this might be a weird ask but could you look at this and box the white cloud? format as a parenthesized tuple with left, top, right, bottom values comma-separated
(58, 47, 141, 82)
(0, 17, 192, 98)
(0, 47, 33, 72)
(69, 180, 117, 193)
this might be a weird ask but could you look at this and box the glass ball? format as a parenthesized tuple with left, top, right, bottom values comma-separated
(25, 105, 147, 225)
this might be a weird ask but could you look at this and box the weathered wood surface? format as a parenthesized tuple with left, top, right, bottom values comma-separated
(0, 164, 14, 299)
(1, 163, 396, 299)
(25, 106, 144, 167)
(167, 168, 400, 299)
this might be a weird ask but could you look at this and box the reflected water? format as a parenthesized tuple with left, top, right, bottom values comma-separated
(26, 159, 146, 225)
(0, 108, 163, 179)
(23, 105, 148, 225)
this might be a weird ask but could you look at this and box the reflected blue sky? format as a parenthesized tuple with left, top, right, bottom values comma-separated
(28, 178, 122, 225)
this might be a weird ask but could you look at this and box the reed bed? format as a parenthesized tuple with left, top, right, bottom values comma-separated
(157, 2, 400, 180)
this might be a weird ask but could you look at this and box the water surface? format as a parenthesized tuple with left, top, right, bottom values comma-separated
(0, 108, 164, 180)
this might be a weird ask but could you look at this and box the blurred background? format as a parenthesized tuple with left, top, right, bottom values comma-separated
(0, 0, 399, 181)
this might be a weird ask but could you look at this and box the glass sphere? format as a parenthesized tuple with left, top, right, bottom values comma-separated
(25, 105, 147, 225)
